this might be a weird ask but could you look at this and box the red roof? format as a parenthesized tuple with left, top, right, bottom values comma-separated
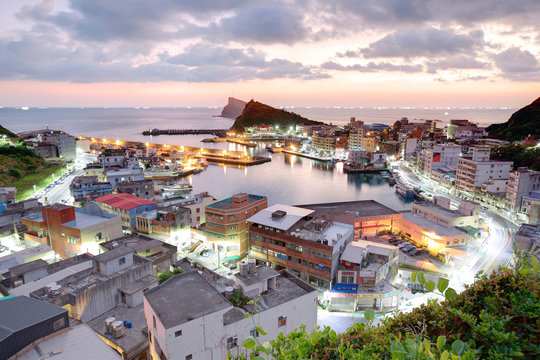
(95, 193, 155, 211)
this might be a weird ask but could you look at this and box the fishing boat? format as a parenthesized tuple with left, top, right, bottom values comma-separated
(395, 184, 415, 199)
(162, 182, 192, 194)
(380, 170, 391, 179)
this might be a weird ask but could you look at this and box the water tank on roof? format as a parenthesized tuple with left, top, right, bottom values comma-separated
(225, 286, 234, 299)
(239, 261, 248, 277)
(112, 321, 125, 338)
(248, 259, 256, 274)
(105, 317, 115, 334)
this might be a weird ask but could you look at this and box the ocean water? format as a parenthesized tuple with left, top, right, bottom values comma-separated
(0, 106, 514, 208)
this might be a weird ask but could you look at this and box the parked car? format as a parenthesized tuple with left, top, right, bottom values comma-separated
(404, 246, 417, 253)
(394, 239, 405, 245)
(398, 242, 411, 249)
(0, 244, 8, 253)
(409, 249, 420, 256)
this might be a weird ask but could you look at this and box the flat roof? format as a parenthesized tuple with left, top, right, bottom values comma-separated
(96, 193, 156, 210)
(17, 321, 122, 360)
(144, 271, 231, 329)
(87, 304, 147, 356)
(401, 211, 468, 238)
(10, 259, 48, 276)
(13, 244, 52, 259)
(247, 204, 314, 231)
(340, 243, 366, 263)
(234, 266, 279, 287)
(0, 296, 66, 338)
(207, 193, 266, 210)
(46, 203, 71, 211)
(120, 274, 157, 295)
(413, 202, 464, 220)
(296, 200, 400, 218)
(62, 208, 117, 229)
(94, 247, 134, 263)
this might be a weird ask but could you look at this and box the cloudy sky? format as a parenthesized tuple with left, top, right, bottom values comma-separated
(1, 0, 539, 107)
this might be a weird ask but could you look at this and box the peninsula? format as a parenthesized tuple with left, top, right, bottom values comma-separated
(220, 97, 247, 118)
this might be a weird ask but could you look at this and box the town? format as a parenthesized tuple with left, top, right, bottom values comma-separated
(0, 97, 538, 359)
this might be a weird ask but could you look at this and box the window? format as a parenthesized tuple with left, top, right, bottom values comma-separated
(119, 257, 126, 265)
(278, 315, 287, 327)
(67, 236, 80, 244)
(287, 243, 303, 252)
(228, 215, 236, 220)
(250, 328, 259, 338)
(196, 208, 200, 213)
(185, 356, 192, 360)
(228, 234, 238, 240)
(53, 317, 66, 331)
(227, 335, 238, 349)
(175, 330, 182, 337)
(229, 225, 238, 230)
(153, 315, 156, 329)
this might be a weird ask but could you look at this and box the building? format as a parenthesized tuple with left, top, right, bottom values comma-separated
(84, 163, 107, 181)
(330, 240, 399, 311)
(143, 265, 317, 360)
(0, 295, 69, 359)
(447, 119, 485, 140)
(455, 146, 513, 194)
(70, 175, 114, 202)
(312, 135, 336, 154)
(506, 167, 540, 213)
(0, 187, 16, 203)
(162, 192, 217, 227)
(95, 193, 157, 229)
(431, 167, 456, 189)
(514, 224, 540, 260)
(136, 205, 190, 244)
(418, 144, 461, 177)
(0, 244, 53, 281)
(348, 117, 364, 151)
(22, 204, 123, 259)
(20, 129, 76, 162)
(248, 204, 353, 289)
(107, 167, 145, 187)
(101, 234, 178, 276)
(520, 191, 540, 224)
(297, 200, 402, 240)
(116, 178, 155, 200)
(29, 247, 156, 322)
(205, 193, 268, 264)
(402, 137, 418, 159)
(411, 197, 480, 229)
(0, 198, 40, 237)
(361, 135, 378, 153)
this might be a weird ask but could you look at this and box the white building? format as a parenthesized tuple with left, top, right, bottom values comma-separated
(411, 197, 480, 228)
(506, 167, 540, 212)
(455, 146, 513, 194)
(144, 265, 317, 360)
(348, 117, 364, 151)
(418, 144, 461, 177)
(106, 166, 145, 186)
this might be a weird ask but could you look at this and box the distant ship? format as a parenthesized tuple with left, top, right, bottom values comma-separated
(21, 106, 29, 111)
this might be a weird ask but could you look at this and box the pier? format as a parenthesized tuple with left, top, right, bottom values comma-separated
(142, 129, 227, 136)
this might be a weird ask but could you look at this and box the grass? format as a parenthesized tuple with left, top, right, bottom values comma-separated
(13, 163, 66, 201)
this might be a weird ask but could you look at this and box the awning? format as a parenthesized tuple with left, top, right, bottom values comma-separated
(459, 226, 481, 236)
(332, 283, 358, 294)
(220, 255, 240, 263)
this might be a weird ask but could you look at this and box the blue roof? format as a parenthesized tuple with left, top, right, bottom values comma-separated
(332, 283, 358, 294)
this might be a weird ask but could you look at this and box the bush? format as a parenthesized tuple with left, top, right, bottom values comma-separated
(157, 267, 184, 284)
(9, 169, 22, 179)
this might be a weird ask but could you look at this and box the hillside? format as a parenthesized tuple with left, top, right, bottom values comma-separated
(0, 124, 18, 138)
(220, 97, 247, 118)
(230, 100, 325, 133)
(487, 97, 540, 141)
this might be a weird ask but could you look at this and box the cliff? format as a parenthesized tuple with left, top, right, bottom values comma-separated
(220, 97, 247, 118)
(486, 97, 540, 141)
(0, 124, 18, 138)
(230, 100, 325, 133)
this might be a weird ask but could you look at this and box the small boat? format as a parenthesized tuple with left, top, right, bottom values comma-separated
(396, 184, 415, 199)
(381, 171, 391, 179)
(162, 182, 192, 193)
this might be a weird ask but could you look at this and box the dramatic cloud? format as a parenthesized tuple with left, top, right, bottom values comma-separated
(426, 55, 490, 73)
(322, 61, 423, 73)
(492, 47, 540, 81)
(359, 28, 485, 58)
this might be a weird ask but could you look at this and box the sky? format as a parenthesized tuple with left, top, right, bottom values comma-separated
(0, 0, 539, 107)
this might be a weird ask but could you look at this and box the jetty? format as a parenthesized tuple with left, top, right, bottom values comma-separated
(281, 149, 333, 162)
(142, 129, 227, 136)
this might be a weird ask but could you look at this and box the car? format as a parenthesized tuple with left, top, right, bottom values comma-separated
(394, 239, 405, 245)
(0, 244, 8, 253)
(199, 249, 208, 256)
(398, 242, 411, 248)
(400, 245, 414, 252)
(404, 246, 417, 253)
(409, 249, 420, 256)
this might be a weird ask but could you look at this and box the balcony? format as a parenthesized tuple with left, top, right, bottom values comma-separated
(24, 231, 47, 244)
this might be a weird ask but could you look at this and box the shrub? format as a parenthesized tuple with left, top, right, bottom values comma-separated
(9, 169, 22, 179)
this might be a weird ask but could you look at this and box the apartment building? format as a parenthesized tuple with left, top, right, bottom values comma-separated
(143, 265, 317, 360)
(418, 144, 461, 177)
(22, 204, 123, 259)
(247, 204, 353, 289)
(455, 146, 513, 194)
(106, 167, 145, 187)
(312, 135, 337, 154)
(116, 178, 155, 200)
(162, 192, 216, 227)
(95, 193, 156, 229)
(411, 197, 480, 228)
(70, 175, 113, 202)
(84, 163, 107, 181)
(348, 117, 364, 151)
(135, 205, 190, 245)
(506, 167, 540, 212)
(361, 135, 377, 153)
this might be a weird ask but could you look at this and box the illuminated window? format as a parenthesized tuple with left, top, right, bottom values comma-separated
(278, 315, 287, 327)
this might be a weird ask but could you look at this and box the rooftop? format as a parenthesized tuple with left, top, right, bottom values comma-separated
(341, 240, 397, 263)
(247, 204, 315, 231)
(17, 321, 122, 360)
(96, 193, 156, 210)
(144, 271, 231, 329)
(234, 265, 279, 287)
(516, 224, 540, 238)
(401, 211, 468, 238)
(0, 296, 67, 338)
(87, 304, 147, 358)
(7, 244, 52, 261)
(10, 259, 48, 276)
(296, 200, 400, 218)
(61, 207, 118, 229)
(207, 193, 266, 211)
(93, 247, 134, 263)
(46, 203, 71, 211)
(413, 201, 464, 220)
(120, 274, 157, 295)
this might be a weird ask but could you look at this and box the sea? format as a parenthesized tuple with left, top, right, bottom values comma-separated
(0, 106, 514, 210)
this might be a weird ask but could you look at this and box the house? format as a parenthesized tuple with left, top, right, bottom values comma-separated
(95, 193, 156, 229)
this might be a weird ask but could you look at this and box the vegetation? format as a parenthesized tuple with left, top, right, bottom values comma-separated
(157, 267, 184, 284)
(12, 163, 65, 201)
(491, 144, 540, 171)
(230, 100, 325, 133)
(0, 124, 18, 138)
(230, 289, 252, 307)
(232, 254, 539, 359)
(486, 97, 540, 141)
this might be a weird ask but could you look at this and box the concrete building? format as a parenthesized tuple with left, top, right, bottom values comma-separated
(95, 193, 156, 229)
(431, 167, 456, 189)
(29, 247, 156, 322)
(161, 192, 217, 227)
(107, 167, 145, 187)
(456, 146, 513, 194)
(331, 240, 399, 311)
(361, 135, 378, 153)
(418, 144, 461, 177)
(101, 234, 178, 276)
(84, 163, 107, 181)
(0, 187, 16, 203)
(0, 198, 40, 237)
(70, 175, 114, 202)
(136, 205, 190, 244)
(514, 224, 540, 260)
(402, 137, 418, 158)
(506, 167, 540, 213)
(206, 193, 268, 264)
(0, 244, 53, 280)
(312, 135, 336, 154)
(143, 265, 317, 360)
(520, 191, 540, 224)
(248, 204, 353, 289)
(116, 179, 155, 200)
(0, 295, 69, 359)
(348, 117, 364, 151)
(22, 204, 123, 259)
(411, 197, 480, 228)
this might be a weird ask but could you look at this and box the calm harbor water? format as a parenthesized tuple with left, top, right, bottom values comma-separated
(0, 106, 514, 210)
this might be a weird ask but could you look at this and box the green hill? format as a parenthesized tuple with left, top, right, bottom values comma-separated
(0, 124, 18, 138)
(230, 100, 325, 133)
(487, 97, 540, 141)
